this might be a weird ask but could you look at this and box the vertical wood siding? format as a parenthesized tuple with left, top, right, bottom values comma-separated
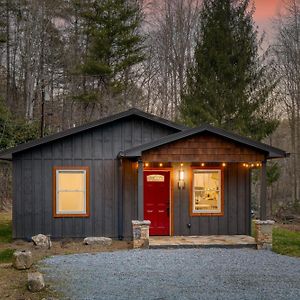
(13, 117, 178, 238)
(172, 163, 251, 236)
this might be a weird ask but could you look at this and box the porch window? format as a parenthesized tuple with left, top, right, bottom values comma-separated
(53, 167, 90, 217)
(191, 169, 223, 216)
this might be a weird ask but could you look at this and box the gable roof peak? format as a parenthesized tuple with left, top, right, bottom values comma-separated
(0, 108, 186, 160)
(123, 123, 288, 159)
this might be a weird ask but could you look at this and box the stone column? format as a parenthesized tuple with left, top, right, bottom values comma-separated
(254, 220, 275, 250)
(132, 220, 151, 249)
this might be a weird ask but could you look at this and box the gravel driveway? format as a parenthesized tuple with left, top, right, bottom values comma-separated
(41, 248, 300, 300)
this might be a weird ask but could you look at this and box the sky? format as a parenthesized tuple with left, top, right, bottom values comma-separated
(253, 0, 284, 37)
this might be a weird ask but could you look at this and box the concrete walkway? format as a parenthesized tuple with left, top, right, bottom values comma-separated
(149, 235, 256, 249)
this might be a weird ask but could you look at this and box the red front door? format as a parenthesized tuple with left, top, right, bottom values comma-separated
(144, 171, 170, 236)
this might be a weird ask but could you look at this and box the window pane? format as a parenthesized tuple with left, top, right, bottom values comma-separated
(57, 191, 85, 213)
(193, 170, 220, 213)
(58, 171, 85, 191)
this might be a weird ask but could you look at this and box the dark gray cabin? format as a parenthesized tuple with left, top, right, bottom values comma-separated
(0, 108, 287, 239)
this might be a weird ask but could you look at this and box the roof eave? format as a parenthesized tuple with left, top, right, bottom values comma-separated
(267, 151, 290, 159)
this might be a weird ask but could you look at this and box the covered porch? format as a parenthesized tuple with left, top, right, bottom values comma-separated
(121, 124, 287, 243)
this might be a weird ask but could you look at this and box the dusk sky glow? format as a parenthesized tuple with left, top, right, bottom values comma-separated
(252, 0, 283, 36)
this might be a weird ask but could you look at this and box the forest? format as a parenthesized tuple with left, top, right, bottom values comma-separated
(0, 0, 299, 220)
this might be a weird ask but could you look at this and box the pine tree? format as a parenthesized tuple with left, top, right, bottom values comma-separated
(74, 0, 145, 115)
(181, 0, 278, 140)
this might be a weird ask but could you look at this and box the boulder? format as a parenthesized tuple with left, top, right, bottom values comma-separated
(32, 234, 52, 249)
(12, 250, 33, 270)
(28, 272, 45, 292)
(83, 237, 112, 246)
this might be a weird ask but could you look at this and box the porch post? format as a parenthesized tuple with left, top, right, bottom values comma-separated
(137, 158, 144, 220)
(117, 157, 123, 240)
(260, 159, 267, 220)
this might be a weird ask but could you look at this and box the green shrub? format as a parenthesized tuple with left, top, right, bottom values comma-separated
(0, 248, 14, 263)
(0, 218, 12, 243)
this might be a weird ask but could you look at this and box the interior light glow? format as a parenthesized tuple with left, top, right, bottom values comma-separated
(179, 170, 184, 180)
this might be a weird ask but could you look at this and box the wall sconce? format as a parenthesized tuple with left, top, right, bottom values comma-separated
(178, 168, 185, 189)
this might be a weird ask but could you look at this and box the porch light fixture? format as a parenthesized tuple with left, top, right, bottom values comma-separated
(178, 168, 185, 189)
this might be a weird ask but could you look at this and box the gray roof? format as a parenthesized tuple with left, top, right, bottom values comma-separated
(121, 124, 288, 159)
(0, 108, 186, 160)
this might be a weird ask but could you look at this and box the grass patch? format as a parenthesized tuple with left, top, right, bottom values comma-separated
(0, 212, 12, 243)
(0, 248, 14, 263)
(273, 227, 300, 257)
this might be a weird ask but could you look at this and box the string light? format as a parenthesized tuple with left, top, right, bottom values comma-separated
(222, 163, 226, 167)
(159, 163, 163, 167)
(180, 163, 184, 167)
(242, 162, 262, 168)
(201, 163, 205, 167)
(145, 163, 149, 167)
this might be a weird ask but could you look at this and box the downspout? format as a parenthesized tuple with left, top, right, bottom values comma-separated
(117, 151, 124, 240)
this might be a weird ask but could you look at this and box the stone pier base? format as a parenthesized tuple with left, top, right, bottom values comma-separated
(132, 220, 151, 249)
(254, 220, 275, 250)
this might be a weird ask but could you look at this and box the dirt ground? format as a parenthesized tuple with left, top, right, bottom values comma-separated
(0, 238, 132, 300)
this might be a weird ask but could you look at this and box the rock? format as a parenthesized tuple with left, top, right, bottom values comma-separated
(12, 250, 33, 270)
(83, 237, 112, 246)
(32, 234, 52, 249)
(28, 272, 45, 292)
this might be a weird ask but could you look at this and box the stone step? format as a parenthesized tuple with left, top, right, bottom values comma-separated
(149, 235, 257, 250)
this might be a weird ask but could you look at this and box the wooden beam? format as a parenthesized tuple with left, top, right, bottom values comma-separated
(137, 158, 144, 220)
(260, 160, 267, 220)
